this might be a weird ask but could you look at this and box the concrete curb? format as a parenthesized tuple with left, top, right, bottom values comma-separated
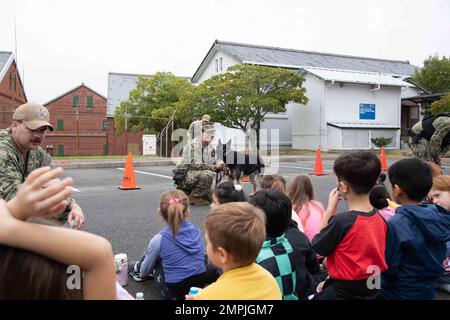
(54, 155, 450, 169)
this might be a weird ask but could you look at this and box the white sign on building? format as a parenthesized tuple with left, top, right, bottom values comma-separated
(142, 135, 156, 155)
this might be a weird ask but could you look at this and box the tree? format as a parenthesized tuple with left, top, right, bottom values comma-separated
(429, 93, 450, 114)
(412, 55, 450, 94)
(179, 64, 308, 148)
(114, 72, 193, 134)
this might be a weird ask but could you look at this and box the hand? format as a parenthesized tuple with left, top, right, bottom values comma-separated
(215, 162, 225, 171)
(67, 203, 85, 230)
(316, 281, 325, 293)
(0, 199, 18, 236)
(321, 257, 328, 272)
(326, 188, 340, 215)
(6, 167, 74, 221)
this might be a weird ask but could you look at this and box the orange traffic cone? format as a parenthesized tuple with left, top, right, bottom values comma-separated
(119, 153, 141, 190)
(309, 148, 328, 176)
(380, 146, 388, 172)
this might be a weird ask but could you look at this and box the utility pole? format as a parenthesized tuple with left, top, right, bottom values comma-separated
(125, 111, 128, 154)
(76, 106, 80, 156)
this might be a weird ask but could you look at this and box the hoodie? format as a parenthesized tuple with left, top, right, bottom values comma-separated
(159, 221, 206, 284)
(382, 203, 450, 300)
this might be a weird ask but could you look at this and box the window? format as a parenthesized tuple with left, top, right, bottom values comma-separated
(56, 119, 64, 130)
(102, 119, 109, 130)
(102, 144, 107, 156)
(219, 57, 223, 72)
(215, 59, 219, 73)
(57, 144, 64, 157)
(87, 96, 94, 107)
(73, 96, 79, 107)
(9, 73, 12, 90)
(13, 75, 16, 91)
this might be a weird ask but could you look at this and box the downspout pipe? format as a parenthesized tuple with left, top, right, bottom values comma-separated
(323, 80, 335, 148)
(370, 74, 381, 91)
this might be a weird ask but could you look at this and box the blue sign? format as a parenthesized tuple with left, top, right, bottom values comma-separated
(359, 103, 375, 120)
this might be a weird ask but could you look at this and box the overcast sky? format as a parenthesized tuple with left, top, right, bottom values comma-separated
(1, 0, 449, 103)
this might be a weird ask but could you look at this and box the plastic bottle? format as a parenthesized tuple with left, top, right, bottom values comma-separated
(114, 253, 128, 286)
(189, 287, 200, 295)
(136, 292, 144, 300)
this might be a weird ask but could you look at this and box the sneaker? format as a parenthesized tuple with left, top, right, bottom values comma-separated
(127, 261, 154, 282)
(128, 269, 154, 282)
(189, 195, 210, 206)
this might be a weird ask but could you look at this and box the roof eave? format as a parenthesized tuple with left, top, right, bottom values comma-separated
(44, 83, 107, 106)
(0, 53, 14, 85)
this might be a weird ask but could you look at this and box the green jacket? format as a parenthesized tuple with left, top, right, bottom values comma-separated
(0, 128, 71, 223)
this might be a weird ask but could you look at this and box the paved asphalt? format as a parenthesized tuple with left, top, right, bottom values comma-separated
(60, 159, 450, 300)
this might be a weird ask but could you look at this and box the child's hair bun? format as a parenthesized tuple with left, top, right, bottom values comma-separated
(369, 185, 390, 209)
(233, 184, 243, 192)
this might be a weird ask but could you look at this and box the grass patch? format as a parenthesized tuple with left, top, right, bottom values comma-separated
(278, 149, 317, 155)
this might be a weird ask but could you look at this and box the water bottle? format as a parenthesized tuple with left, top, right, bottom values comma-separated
(114, 253, 128, 286)
(189, 287, 201, 295)
(136, 292, 144, 300)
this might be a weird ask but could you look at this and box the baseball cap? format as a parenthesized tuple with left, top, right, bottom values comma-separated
(13, 103, 54, 131)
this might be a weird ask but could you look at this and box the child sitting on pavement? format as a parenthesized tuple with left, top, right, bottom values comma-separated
(428, 175, 450, 294)
(129, 189, 218, 300)
(261, 175, 304, 232)
(210, 181, 247, 209)
(381, 158, 450, 299)
(311, 151, 388, 300)
(187, 202, 282, 300)
(250, 189, 327, 300)
(0, 166, 116, 299)
(287, 175, 325, 241)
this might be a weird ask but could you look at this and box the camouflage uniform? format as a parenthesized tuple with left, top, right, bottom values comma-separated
(410, 117, 450, 166)
(0, 128, 71, 223)
(178, 138, 220, 199)
(187, 120, 206, 143)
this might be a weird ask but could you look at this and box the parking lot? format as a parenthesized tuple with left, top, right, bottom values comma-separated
(61, 159, 450, 300)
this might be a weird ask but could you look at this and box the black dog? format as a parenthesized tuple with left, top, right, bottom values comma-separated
(216, 139, 264, 194)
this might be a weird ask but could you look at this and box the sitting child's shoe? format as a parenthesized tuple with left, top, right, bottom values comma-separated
(128, 261, 154, 282)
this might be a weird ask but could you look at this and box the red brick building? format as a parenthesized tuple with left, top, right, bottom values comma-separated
(0, 52, 27, 128)
(44, 83, 143, 156)
(44, 84, 109, 156)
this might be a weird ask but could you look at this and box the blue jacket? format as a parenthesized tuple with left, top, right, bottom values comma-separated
(159, 221, 206, 283)
(381, 204, 450, 299)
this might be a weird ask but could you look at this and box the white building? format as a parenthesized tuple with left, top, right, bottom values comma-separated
(191, 40, 426, 150)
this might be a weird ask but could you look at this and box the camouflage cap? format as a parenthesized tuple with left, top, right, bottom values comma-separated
(13, 102, 54, 131)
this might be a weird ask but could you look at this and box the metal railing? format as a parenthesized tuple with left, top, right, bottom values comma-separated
(156, 111, 176, 158)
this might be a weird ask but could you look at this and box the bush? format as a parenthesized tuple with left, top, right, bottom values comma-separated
(371, 137, 393, 148)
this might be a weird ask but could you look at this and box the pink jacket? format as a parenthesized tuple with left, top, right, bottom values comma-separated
(294, 200, 325, 242)
(377, 207, 395, 221)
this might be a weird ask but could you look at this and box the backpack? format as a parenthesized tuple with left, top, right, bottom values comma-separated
(410, 113, 450, 145)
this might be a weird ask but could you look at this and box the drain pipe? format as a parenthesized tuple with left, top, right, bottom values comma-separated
(370, 74, 381, 91)
(323, 80, 335, 148)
